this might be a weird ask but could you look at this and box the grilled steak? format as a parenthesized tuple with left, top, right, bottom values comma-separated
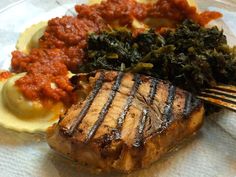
(47, 70, 204, 173)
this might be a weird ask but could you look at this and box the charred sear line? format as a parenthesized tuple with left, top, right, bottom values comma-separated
(183, 92, 202, 118)
(147, 78, 159, 104)
(133, 109, 149, 147)
(84, 71, 124, 143)
(162, 85, 176, 122)
(183, 92, 193, 118)
(115, 74, 142, 139)
(133, 78, 159, 147)
(62, 71, 105, 136)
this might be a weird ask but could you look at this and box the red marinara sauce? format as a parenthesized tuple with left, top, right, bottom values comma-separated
(0, 71, 12, 81)
(11, 0, 222, 105)
(11, 49, 75, 105)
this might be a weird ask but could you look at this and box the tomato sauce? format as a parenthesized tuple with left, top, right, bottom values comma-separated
(0, 71, 12, 81)
(11, 0, 222, 105)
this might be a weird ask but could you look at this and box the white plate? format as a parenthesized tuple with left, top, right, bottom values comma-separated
(0, 0, 236, 177)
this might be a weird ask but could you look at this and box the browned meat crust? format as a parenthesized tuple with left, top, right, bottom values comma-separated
(47, 70, 204, 173)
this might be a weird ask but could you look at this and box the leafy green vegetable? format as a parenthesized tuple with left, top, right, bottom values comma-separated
(82, 20, 236, 94)
(81, 29, 142, 71)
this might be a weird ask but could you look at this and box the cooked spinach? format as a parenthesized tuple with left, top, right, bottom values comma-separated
(81, 29, 142, 71)
(82, 20, 236, 94)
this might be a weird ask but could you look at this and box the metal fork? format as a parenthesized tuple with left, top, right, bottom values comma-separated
(198, 85, 236, 112)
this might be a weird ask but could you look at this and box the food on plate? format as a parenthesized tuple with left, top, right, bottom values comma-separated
(10, 0, 221, 108)
(0, 71, 65, 132)
(90, 0, 197, 6)
(0, 0, 235, 173)
(84, 20, 236, 93)
(1, 0, 219, 132)
(16, 21, 48, 54)
(47, 70, 204, 172)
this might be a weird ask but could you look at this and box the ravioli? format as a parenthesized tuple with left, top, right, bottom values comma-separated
(88, 0, 197, 29)
(16, 0, 197, 54)
(0, 73, 65, 132)
(16, 21, 48, 54)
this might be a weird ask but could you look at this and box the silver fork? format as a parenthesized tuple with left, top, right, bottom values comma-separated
(198, 85, 236, 112)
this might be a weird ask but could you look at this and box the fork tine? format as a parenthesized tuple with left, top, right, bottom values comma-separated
(198, 87, 236, 112)
(197, 95, 236, 112)
(213, 85, 236, 93)
(200, 91, 236, 104)
(204, 88, 236, 99)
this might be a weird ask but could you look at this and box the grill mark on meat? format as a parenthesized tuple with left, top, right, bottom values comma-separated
(162, 85, 176, 123)
(133, 78, 159, 147)
(63, 71, 105, 136)
(183, 92, 192, 118)
(183, 92, 202, 118)
(133, 109, 149, 147)
(193, 99, 201, 110)
(84, 71, 124, 143)
(115, 74, 141, 139)
(147, 78, 159, 105)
